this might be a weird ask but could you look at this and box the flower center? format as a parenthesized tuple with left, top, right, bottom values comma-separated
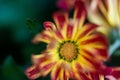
(59, 42, 78, 62)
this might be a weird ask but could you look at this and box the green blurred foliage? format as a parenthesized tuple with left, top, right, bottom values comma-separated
(1, 56, 27, 80)
(0, 0, 57, 79)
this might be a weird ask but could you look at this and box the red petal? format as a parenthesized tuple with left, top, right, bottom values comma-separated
(51, 66, 61, 80)
(44, 21, 56, 30)
(32, 54, 47, 65)
(69, 70, 75, 79)
(75, 63, 90, 80)
(89, 72, 100, 80)
(80, 33, 108, 46)
(82, 55, 104, 71)
(41, 62, 55, 71)
(63, 70, 67, 80)
(77, 23, 98, 40)
(66, 23, 74, 39)
(74, 0, 86, 19)
(32, 30, 53, 44)
(94, 47, 108, 59)
(111, 70, 120, 79)
(25, 66, 40, 79)
(55, 30, 64, 39)
(53, 12, 68, 29)
(104, 67, 120, 79)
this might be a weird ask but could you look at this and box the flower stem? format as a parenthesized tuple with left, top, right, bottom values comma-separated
(109, 39, 120, 56)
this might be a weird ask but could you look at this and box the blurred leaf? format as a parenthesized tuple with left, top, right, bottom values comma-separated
(112, 49, 120, 56)
(26, 19, 36, 30)
(26, 19, 43, 36)
(2, 56, 26, 80)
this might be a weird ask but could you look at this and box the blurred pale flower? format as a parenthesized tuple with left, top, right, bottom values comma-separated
(25, 0, 109, 80)
(87, 0, 120, 35)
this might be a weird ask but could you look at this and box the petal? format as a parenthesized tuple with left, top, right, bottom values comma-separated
(74, 0, 86, 20)
(66, 22, 74, 39)
(74, 0, 87, 28)
(32, 30, 52, 43)
(100, 67, 120, 80)
(31, 54, 47, 65)
(111, 68, 120, 79)
(25, 66, 41, 80)
(79, 33, 108, 46)
(40, 62, 56, 76)
(66, 20, 78, 40)
(89, 72, 102, 80)
(60, 69, 68, 80)
(77, 55, 95, 71)
(81, 55, 104, 71)
(108, 0, 120, 26)
(44, 21, 64, 42)
(74, 63, 90, 80)
(44, 21, 56, 31)
(51, 64, 61, 80)
(53, 12, 68, 30)
(68, 70, 76, 79)
(78, 72, 90, 80)
(32, 21, 58, 43)
(79, 33, 108, 61)
(75, 23, 98, 41)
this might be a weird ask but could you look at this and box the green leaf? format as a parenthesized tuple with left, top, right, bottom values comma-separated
(112, 49, 120, 56)
(26, 19, 43, 36)
(2, 56, 26, 80)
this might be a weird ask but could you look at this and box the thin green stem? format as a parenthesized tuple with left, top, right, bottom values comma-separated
(109, 39, 120, 55)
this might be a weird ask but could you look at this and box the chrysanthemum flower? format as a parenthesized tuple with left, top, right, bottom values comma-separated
(25, 0, 108, 80)
(86, 0, 120, 35)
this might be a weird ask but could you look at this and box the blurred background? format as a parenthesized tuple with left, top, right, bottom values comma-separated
(0, 0, 120, 80)
(0, 0, 57, 80)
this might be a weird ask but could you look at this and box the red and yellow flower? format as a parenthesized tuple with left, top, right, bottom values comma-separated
(25, 0, 109, 80)
(87, 0, 120, 35)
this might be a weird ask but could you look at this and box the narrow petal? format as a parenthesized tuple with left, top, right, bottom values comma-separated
(44, 21, 56, 31)
(66, 23, 73, 39)
(74, 0, 86, 28)
(75, 23, 98, 41)
(44, 21, 64, 42)
(53, 12, 68, 30)
(81, 55, 104, 71)
(89, 72, 102, 80)
(68, 70, 76, 79)
(77, 55, 95, 71)
(74, 0, 86, 19)
(25, 66, 41, 80)
(32, 30, 52, 43)
(79, 33, 108, 46)
(60, 69, 68, 80)
(31, 54, 47, 65)
(40, 62, 56, 76)
(51, 63, 61, 80)
(75, 62, 90, 80)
